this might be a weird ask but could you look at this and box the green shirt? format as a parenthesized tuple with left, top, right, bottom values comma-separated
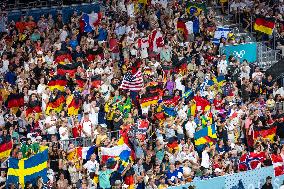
(155, 147, 165, 163)
(12, 132, 19, 144)
(20, 142, 40, 158)
(98, 169, 113, 189)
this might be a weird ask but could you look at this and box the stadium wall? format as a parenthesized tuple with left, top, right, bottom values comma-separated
(169, 166, 284, 189)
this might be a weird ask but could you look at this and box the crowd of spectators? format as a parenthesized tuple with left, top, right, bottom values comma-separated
(215, 0, 284, 53)
(0, 0, 284, 189)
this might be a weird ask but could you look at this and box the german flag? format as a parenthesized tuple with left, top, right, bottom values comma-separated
(6, 93, 24, 113)
(177, 19, 188, 38)
(48, 75, 67, 91)
(46, 93, 65, 115)
(26, 100, 42, 117)
(145, 83, 163, 95)
(143, 67, 152, 75)
(254, 17, 275, 35)
(75, 75, 87, 91)
(253, 127, 276, 142)
(91, 75, 101, 88)
(54, 51, 73, 64)
(57, 62, 81, 77)
(154, 112, 165, 121)
(194, 96, 210, 112)
(167, 136, 179, 153)
(140, 92, 160, 108)
(186, 2, 207, 15)
(176, 62, 187, 75)
(66, 95, 81, 116)
(0, 140, 12, 159)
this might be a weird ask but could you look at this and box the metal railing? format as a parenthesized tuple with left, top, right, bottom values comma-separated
(60, 137, 93, 151)
(60, 130, 120, 151)
(4, 0, 103, 11)
(256, 42, 283, 70)
(209, 1, 284, 72)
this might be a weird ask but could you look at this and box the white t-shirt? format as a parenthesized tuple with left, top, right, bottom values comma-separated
(37, 84, 46, 94)
(0, 59, 9, 74)
(94, 67, 104, 75)
(217, 60, 228, 75)
(41, 92, 49, 112)
(45, 116, 57, 135)
(83, 160, 99, 173)
(185, 121, 197, 139)
(60, 30, 68, 42)
(240, 65, 250, 79)
(90, 107, 99, 126)
(59, 126, 69, 140)
(252, 71, 264, 82)
(201, 150, 210, 169)
(275, 87, 284, 97)
(0, 114, 4, 126)
(127, 3, 135, 18)
(81, 119, 92, 137)
(175, 77, 185, 93)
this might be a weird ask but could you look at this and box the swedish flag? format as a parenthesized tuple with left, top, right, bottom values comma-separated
(7, 147, 48, 187)
(163, 106, 177, 117)
(183, 89, 194, 100)
(194, 124, 217, 151)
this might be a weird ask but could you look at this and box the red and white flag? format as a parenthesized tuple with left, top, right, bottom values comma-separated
(271, 154, 284, 176)
(101, 143, 131, 162)
(149, 29, 164, 53)
(120, 71, 144, 91)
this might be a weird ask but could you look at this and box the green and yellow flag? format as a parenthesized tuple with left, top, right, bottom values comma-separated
(186, 2, 207, 15)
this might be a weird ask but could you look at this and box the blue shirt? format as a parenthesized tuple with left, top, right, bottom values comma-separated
(5, 71, 17, 85)
(176, 167, 184, 180)
(97, 28, 108, 41)
(69, 39, 78, 50)
(166, 170, 178, 184)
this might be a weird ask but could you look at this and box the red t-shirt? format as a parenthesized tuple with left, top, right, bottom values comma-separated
(213, 99, 222, 110)
(109, 38, 119, 53)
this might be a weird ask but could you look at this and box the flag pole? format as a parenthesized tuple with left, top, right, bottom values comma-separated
(227, 0, 230, 17)
(273, 28, 276, 50)
(250, 14, 253, 33)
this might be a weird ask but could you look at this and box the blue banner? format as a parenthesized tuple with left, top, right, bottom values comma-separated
(8, 3, 100, 23)
(221, 42, 257, 63)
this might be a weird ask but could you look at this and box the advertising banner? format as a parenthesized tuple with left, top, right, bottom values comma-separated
(169, 166, 284, 189)
(220, 42, 257, 63)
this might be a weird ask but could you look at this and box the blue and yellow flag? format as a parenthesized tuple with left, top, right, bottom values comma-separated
(194, 124, 217, 151)
(163, 106, 177, 117)
(7, 147, 48, 187)
(183, 89, 194, 100)
(207, 76, 226, 87)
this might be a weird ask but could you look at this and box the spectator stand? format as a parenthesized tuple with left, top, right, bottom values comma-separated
(6, 1, 102, 24)
(210, 0, 284, 71)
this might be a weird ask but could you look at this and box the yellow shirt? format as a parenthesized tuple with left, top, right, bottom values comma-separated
(158, 184, 168, 189)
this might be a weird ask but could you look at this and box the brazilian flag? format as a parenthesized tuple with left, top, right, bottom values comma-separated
(186, 2, 207, 15)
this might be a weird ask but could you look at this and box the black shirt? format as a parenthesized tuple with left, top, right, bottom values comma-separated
(143, 162, 153, 172)
(261, 183, 273, 189)
(113, 114, 123, 131)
